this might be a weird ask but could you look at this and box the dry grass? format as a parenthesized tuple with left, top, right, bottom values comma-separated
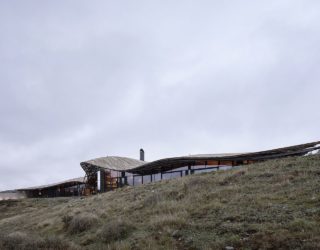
(63, 213, 98, 234)
(0, 231, 76, 250)
(0, 155, 320, 249)
(98, 219, 135, 243)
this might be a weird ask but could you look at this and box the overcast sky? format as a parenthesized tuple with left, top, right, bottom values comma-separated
(1, 1, 320, 191)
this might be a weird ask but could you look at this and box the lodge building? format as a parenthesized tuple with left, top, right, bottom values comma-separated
(80, 141, 320, 194)
(16, 141, 320, 198)
(18, 177, 86, 198)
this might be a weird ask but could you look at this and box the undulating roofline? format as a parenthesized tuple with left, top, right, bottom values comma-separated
(17, 177, 86, 191)
(81, 140, 320, 175)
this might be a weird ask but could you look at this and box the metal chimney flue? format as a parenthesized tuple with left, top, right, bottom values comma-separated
(140, 148, 145, 161)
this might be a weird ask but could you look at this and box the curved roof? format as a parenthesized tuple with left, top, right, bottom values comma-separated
(17, 177, 85, 191)
(81, 141, 320, 175)
(81, 156, 145, 172)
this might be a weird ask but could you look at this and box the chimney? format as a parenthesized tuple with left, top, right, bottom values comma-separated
(140, 148, 145, 161)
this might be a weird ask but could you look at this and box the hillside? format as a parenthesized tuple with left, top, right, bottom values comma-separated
(1, 155, 320, 250)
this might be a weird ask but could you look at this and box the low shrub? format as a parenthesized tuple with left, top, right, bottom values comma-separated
(0, 232, 75, 250)
(99, 219, 135, 243)
(63, 213, 98, 234)
(0, 232, 31, 250)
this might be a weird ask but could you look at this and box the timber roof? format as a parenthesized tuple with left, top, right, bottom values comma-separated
(81, 141, 320, 175)
(17, 177, 85, 191)
(82, 156, 145, 171)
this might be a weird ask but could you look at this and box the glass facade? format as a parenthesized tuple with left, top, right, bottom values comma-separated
(93, 163, 238, 193)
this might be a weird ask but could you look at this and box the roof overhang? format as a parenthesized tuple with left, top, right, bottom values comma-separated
(17, 177, 86, 192)
(80, 141, 320, 175)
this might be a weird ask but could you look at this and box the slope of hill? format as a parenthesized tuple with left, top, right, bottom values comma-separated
(0, 155, 320, 250)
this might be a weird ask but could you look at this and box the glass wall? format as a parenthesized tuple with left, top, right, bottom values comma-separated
(122, 164, 231, 187)
(93, 162, 238, 192)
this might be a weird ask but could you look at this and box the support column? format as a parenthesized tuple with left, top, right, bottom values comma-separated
(99, 170, 106, 192)
(121, 172, 127, 187)
(188, 164, 192, 175)
(119, 177, 122, 188)
(191, 164, 195, 175)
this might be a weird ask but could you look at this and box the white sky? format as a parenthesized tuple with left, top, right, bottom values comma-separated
(1, 0, 320, 190)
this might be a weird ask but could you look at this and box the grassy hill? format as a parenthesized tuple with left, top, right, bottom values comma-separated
(1, 155, 320, 250)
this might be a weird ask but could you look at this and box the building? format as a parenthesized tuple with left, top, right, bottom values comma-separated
(80, 141, 320, 193)
(17, 177, 86, 198)
(12, 141, 319, 198)
(0, 190, 26, 200)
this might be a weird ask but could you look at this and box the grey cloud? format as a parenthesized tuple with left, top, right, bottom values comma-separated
(1, 0, 320, 190)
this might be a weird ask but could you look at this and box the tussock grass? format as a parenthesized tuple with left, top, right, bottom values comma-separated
(63, 213, 98, 234)
(0, 155, 320, 249)
(0, 231, 75, 250)
(98, 219, 135, 243)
